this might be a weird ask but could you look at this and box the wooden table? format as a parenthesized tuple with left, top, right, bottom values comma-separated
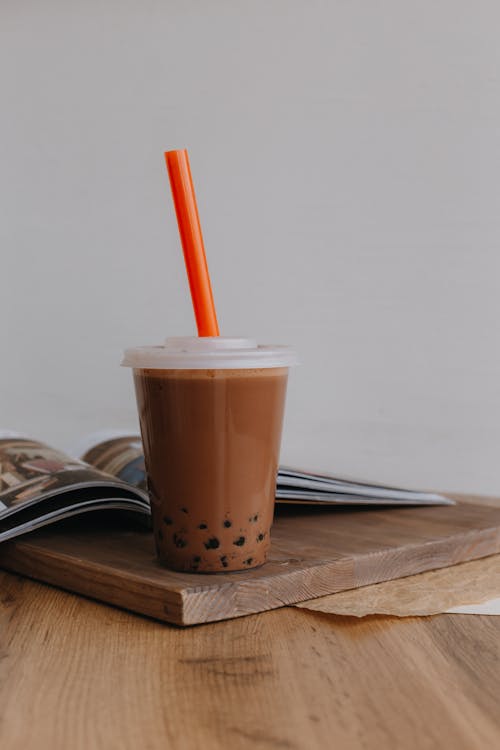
(1, 571, 499, 749)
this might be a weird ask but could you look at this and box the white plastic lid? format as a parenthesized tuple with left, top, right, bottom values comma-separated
(122, 337, 298, 370)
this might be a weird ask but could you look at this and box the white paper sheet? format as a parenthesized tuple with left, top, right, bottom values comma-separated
(446, 597, 500, 615)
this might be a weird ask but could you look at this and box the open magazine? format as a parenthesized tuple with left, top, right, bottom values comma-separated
(0, 431, 453, 544)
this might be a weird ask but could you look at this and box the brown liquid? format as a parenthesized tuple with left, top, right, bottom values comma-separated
(133, 367, 288, 572)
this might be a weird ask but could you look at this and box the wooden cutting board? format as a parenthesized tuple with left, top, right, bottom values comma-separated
(1, 496, 499, 626)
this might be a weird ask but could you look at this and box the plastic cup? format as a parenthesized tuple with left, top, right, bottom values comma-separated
(122, 337, 298, 572)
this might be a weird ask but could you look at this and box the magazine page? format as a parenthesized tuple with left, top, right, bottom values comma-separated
(0, 493, 149, 544)
(0, 437, 148, 522)
(78, 433, 147, 490)
(275, 490, 451, 505)
(277, 468, 451, 503)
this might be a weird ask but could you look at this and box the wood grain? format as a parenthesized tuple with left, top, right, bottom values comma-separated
(1, 571, 499, 750)
(1, 498, 500, 625)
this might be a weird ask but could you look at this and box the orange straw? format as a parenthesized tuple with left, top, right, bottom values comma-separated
(164, 149, 220, 337)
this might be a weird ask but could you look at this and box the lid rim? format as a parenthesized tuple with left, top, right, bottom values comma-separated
(121, 339, 298, 370)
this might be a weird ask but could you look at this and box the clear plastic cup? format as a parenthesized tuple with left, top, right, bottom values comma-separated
(122, 337, 297, 572)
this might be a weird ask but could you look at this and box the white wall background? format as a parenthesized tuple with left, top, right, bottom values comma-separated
(2, 1, 500, 494)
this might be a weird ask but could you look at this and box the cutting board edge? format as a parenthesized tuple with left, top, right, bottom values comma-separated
(0, 542, 186, 625)
(179, 524, 500, 625)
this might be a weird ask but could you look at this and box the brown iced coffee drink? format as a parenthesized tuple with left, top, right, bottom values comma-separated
(123, 337, 297, 572)
(134, 367, 287, 571)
